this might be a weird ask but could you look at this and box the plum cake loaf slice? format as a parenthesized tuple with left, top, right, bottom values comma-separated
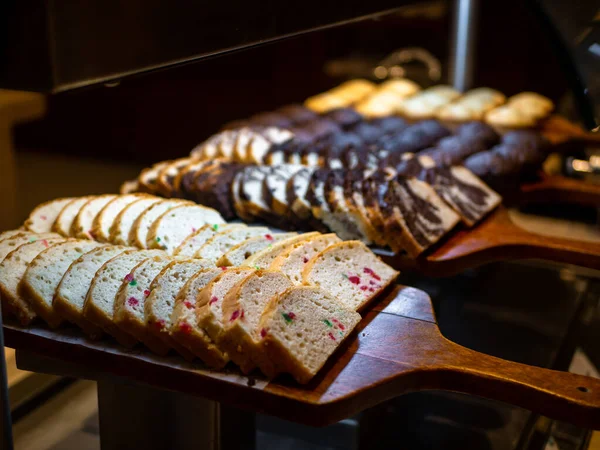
(241, 232, 320, 270)
(0, 237, 66, 325)
(0, 233, 62, 261)
(54, 245, 131, 337)
(83, 249, 166, 347)
(20, 240, 105, 327)
(215, 232, 298, 267)
(173, 223, 245, 257)
(71, 195, 118, 239)
(219, 270, 293, 375)
(194, 226, 271, 263)
(91, 194, 150, 242)
(145, 259, 213, 359)
(196, 268, 256, 349)
(130, 199, 191, 249)
(24, 197, 74, 233)
(109, 196, 162, 245)
(259, 286, 361, 384)
(170, 268, 229, 368)
(303, 240, 399, 311)
(0, 230, 28, 243)
(114, 256, 174, 355)
(270, 233, 341, 285)
(53, 197, 94, 236)
(146, 204, 225, 254)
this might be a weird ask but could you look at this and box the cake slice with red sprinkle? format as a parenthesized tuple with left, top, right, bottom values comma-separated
(302, 240, 399, 311)
(114, 255, 173, 355)
(240, 232, 320, 270)
(24, 197, 74, 233)
(71, 195, 118, 239)
(215, 232, 298, 267)
(193, 226, 271, 263)
(173, 223, 244, 257)
(269, 233, 341, 285)
(259, 286, 361, 384)
(219, 270, 293, 374)
(170, 268, 229, 368)
(145, 259, 213, 359)
(196, 268, 256, 348)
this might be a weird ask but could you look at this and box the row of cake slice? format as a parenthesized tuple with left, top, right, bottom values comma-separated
(124, 156, 501, 257)
(0, 224, 397, 383)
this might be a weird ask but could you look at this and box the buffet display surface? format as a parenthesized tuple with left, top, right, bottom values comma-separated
(6, 284, 600, 429)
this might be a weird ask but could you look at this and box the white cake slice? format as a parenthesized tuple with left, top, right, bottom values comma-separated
(215, 232, 298, 267)
(71, 195, 118, 239)
(92, 194, 150, 243)
(0, 233, 62, 262)
(83, 249, 166, 346)
(54, 245, 131, 337)
(146, 204, 225, 254)
(145, 259, 213, 359)
(173, 223, 244, 257)
(241, 232, 320, 269)
(0, 237, 66, 325)
(0, 230, 32, 244)
(194, 226, 271, 263)
(130, 199, 191, 249)
(109, 196, 162, 245)
(20, 240, 104, 327)
(24, 197, 74, 233)
(53, 197, 95, 237)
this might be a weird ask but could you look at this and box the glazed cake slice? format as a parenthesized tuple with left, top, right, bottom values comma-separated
(263, 164, 304, 217)
(71, 195, 118, 239)
(54, 245, 131, 337)
(24, 197, 74, 233)
(196, 268, 256, 347)
(146, 204, 225, 254)
(215, 233, 298, 267)
(109, 196, 162, 245)
(241, 232, 320, 270)
(270, 233, 341, 285)
(20, 240, 104, 327)
(145, 259, 213, 359)
(302, 240, 399, 311)
(114, 256, 173, 355)
(383, 177, 460, 256)
(83, 249, 166, 346)
(130, 199, 191, 249)
(170, 268, 229, 368)
(194, 226, 271, 263)
(0, 237, 66, 325)
(220, 270, 293, 374)
(53, 196, 94, 236)
(173, 223, 245, 257)
(259, 286, 361, 384)
(92, 194, 149, 242)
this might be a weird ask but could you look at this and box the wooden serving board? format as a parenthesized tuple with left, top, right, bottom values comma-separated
(518, 173, 600, 207)
(5, 285, 600, 429)
(378, 206, 600, 276)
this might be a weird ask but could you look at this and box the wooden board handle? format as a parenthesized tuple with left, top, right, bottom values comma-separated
(437, 338, 600, 429)
(520, 174, 600, 207)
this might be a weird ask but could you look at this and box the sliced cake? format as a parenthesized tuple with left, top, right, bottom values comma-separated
(109, 196, 162, 245)
(83, 249, 166, 346)
(0, 233, 62, 263)
(170, 268, 229, 368)
(302, 240, 398, 311)
(215, 233, 298, 267)
(24, 197, 74, 233)
(173, 223, 244, 257)
(113, 256, 173, 355)
(0, 230, 27, 243)
(238, 166, 274, 221)
(270, 233, 341, 285)
(54, 245, 131, 337)
(20, 240, 104, 327)
(231, 171, 252, 222)
(241, 232, 320, 270)
(259, 286, 361, 383)
(146, 204, 225, 254)
(194, 226, 271, 263)
(91, 194, 149, 242)
(263, 164, 304, 217)
(219, 270, 293, 374)
(53, 196, 94, 236)
(157, 157, 196, 197)
(285, 167, 316, 223)
(129, 199, 191, 249)
(145, 259, 213, 359)
(196, 268, 256, 347)
(191, 160, 242, 220)
(71, 195, 118, 239)
(0, 237, 66, 325)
